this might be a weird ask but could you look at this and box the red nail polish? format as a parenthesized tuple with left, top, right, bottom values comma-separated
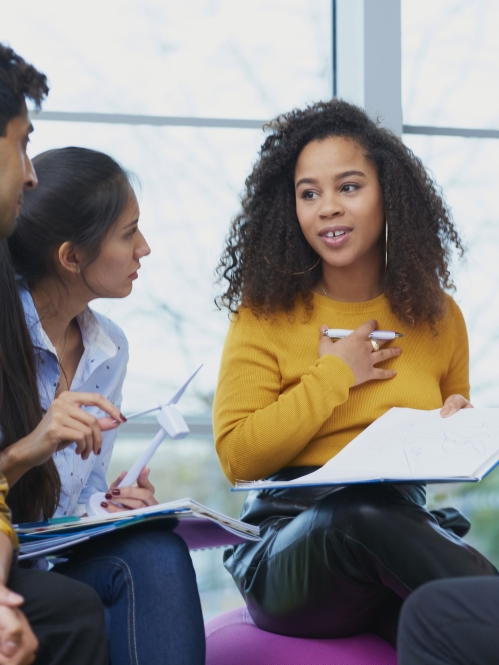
(101, 502, 108, 508)
(112, 488, 120, 496)
(120, 413, 127, 422)
(97, 448, 102, 455)
(105, 492, 112, 500)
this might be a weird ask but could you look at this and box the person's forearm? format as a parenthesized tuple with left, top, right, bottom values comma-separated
(0, 532, 13, 587)
(215, 355, 355, 483)
(0, 440, 34, 488)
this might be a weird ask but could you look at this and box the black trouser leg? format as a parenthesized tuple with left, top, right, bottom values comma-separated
(398, 577, 499, 665)
(8, 568, 109, 665)
(226, 484, 497, 642)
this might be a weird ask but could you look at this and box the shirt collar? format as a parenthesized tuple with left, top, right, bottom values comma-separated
(17, 278, 117, 359)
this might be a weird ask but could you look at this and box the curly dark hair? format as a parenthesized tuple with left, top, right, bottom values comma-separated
(216, 99, 464, 327)
(0, 43, 48, 136)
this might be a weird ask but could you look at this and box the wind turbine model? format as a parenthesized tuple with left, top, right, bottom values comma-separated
(86, 365, 203, 517)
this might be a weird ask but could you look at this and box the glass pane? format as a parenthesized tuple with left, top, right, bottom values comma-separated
(28, 119, 263, 415)
(403, 133, 499, 406)
(2, 0, 331, 119)
(403, 134, 499, 566)
(402, 0, 499, 129)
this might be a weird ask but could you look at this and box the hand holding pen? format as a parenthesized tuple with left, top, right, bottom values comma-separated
(318, 320, 402, 386)
(322, 328, 403, 341)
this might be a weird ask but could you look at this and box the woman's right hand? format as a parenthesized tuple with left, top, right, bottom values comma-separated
(318, 320, 401, 386)
(16, 392, 125, 468)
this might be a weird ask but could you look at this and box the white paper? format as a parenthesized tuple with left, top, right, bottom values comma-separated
(236, 408, 499, 490)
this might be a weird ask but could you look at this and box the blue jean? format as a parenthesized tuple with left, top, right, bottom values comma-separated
(54, 522, 205, 665)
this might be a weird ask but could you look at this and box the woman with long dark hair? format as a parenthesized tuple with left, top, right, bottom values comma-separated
(213, 99, 497, 644)
(2, 146, 205, 665)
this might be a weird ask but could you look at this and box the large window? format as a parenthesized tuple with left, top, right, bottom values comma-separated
(4, 0, 499, 612)
(402, 0, 499, 408)
(402, 0, 499, 563)
(403, 0, 499, 130)
(3, 0, 332, 414)
(1, 0, 333, 617)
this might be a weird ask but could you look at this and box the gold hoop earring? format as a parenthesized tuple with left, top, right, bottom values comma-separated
(263, 255, 321, 276)
(384, 218, 388, 271)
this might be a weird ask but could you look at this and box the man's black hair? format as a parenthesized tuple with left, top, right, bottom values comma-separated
(0, 43, 49, 136)
(0, 44, 58, 522)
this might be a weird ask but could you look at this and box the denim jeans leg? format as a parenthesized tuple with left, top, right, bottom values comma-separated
(54, 523, 205, 665)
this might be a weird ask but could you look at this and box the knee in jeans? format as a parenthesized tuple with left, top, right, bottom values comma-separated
(119, 527, 193, 573)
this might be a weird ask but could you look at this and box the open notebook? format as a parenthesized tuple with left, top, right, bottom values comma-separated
(16, 499, 260, 560)
(234, 407, 499, 491)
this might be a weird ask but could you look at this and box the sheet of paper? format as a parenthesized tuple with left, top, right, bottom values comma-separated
(288, 407, 499, 485)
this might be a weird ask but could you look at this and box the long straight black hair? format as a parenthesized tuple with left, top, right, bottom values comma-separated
(2, 147, 133, 523)
(0, 240, 60, 523)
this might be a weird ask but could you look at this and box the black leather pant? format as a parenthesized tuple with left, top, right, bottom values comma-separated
(224, 467, 498, 644)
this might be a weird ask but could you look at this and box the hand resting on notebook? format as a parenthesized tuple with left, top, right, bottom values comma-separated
(440, 394, 473, 418)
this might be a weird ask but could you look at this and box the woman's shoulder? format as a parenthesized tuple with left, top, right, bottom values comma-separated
(230, 304, 301, 337)
(442, 294, 466, 325)
(234, 300, 308, 324)
(429, 294, 467, 342)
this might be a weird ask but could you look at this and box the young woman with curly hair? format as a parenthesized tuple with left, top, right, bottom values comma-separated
(213, 99, 496, 645)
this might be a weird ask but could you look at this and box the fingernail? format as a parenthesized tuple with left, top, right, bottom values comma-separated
(105, 492, 112, 500)
(101, 502, 108, 508)
(112, 488, 120, 496)
(120, 413, 127, 422)
(97, 448, 102, 455)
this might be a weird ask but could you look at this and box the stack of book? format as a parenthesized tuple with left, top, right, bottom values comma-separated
(16, 499, 260, 560)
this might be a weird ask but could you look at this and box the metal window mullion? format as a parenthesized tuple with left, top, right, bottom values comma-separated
(30, 112, 499, 140)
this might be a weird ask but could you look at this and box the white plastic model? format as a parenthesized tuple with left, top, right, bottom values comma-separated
(86, 366, 202, 517)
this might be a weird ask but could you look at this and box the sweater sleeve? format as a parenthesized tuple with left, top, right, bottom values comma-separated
(440, 298, 470, 402)
(0, 475, 18, 550)
(213, 310, 356, 484)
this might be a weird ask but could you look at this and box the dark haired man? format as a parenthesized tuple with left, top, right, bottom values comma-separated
(0, 45, 41, 237)
(0, 43, 109, 665)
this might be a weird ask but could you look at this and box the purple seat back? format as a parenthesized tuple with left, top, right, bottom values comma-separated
(206, 607, 398, 665)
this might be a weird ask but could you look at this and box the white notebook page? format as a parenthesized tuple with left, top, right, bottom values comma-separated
(288, 407, 499, 485)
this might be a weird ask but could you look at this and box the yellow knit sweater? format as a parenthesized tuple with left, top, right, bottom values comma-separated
(213, 292, 469, 484)
(0, 474, 18, 550)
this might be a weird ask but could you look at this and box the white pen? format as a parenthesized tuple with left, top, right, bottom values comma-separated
(322, 328, 404, 340)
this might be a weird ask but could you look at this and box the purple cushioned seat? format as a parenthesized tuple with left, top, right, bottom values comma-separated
(205, 607, 398, 665)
